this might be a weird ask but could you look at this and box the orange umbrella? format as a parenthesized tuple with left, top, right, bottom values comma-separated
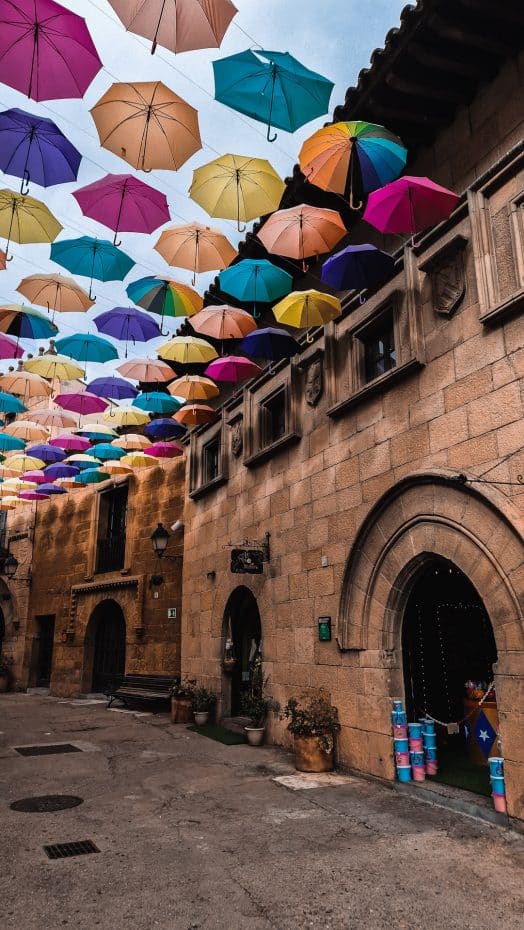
(155, 222, 237, 284)
(17, 274, 94, 318)
(117, 357, 173, 383)
(112, 433, 152, 451)
(91, 81, 201, 172)
(257, 204, 346, 271)
(189, 305, 257, 340)
(0, 368, 52, 400)
(22, 409, 77, 429)
(168, 375, 219, 403)
(5, 420, 49, 442)
(0, 250, 6, 271)
(174, 403, 217, 426)
(108, 0, 237, 55)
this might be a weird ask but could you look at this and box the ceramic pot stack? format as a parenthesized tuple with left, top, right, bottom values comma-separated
(392, 700, 411, 783)
(421, 718, 438, 775)
(408, 722, 425, 781)
(489, 757, 506, 813)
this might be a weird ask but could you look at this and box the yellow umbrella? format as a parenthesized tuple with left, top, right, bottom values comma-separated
(0, 495, 31, 509)
(4, 454, 45, 472)
(17, 274, 94, 319)
(103, 460, 133, 476)
(189, 154, 285, 231)
(0, 368, 52, 399)
(0, 189, 62, 259)
(168, 374, 219, 403)
(158, 335, 217, 365)
(120, 451, 156, 469)
(76, 424, 117, 439)
(1, 478, 38, 492)
(112, 434, 151, 451)
(155, 222, 237, 284)
(103, 407, 150, 427)
(5, 420, 49, 442)
(24, 354, 84, 381)
(272, 289, 341, 338)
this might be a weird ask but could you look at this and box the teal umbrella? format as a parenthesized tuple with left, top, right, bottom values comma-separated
(87, 443, 126, 461)
(75, 468, 109, 484)
(134, 391, 184, 415)
(218, 259, 292, 315)
(0, 432, 26, 451)
(55, 333, 119, 366)
(50, 236, 135, 299)
(213, 49, 334, 141)
(0, 390, 27, 414)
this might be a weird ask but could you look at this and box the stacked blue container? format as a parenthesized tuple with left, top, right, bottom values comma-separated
(489, 757, 506, 813)
(392, 699, 411, 782)
(421, 718, 438, 775)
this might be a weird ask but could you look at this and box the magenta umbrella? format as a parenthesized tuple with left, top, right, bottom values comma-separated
(19, 489, 49, 500)
(363, 176, 459, 236)
(22, 469, 47, 484)
(205, 355, 262, 383)
(0, 0, 102, 102)
(0, 332, 24, 359)
(73, 174, 170, 246)
(49, 434, 91, 452)
(54, 392, 109, 416)
(145, 441, 183, 459)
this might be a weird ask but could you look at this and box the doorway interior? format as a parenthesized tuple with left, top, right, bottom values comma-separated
(224, 586, 262, 716)
(402, 558, 498, 796)
(88, 600, 126, 694)
(34, 614, 55, 688)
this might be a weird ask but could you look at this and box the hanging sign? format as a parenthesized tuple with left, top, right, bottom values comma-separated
(230, 549, 264, 574)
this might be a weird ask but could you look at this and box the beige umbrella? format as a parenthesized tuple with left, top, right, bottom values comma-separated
(4, 420, 49, 442)
(168, 375, 219, 403)
(91, 81, 201, 172)
(22, 409, 77, 429)
(103, 407, 150, 427)
(0, 368, 52, 400)
(117, 357, 173, 383)
(155, 222, 237, 284)
(17, 274, 94, 320)
(0, 495, 31, 509)
(108, 0, 237, 55)
(112, 433, 151, 451)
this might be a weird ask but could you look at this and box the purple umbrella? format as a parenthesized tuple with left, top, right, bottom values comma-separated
(74, 174, 170, 245)
(54, 391, 108, 416)
(0, 0, 102, 102)
(94, 307, 161, 357)
(0, 108, 81, 194)
(26, 443, 66, 464)
(38, 482, 67, 495)
(86, 375, 138, 401)
(144, 418, 186, 440)
(44, 463, 79, 480)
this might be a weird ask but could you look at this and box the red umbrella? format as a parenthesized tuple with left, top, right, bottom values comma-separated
(363, 176, 459, 236)
(73, 174, 170, 246)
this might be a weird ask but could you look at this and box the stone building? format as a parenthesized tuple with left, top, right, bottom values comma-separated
(181, 1, 524, 824)
(1, 460, 185, 697)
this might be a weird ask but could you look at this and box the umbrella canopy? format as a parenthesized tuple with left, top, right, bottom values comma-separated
(88, 443, 126, 461)
(0, 189, 62, 258)
(0, 0, 102, 102)
(26, 409, 76, 429)
(0, 432, 26, 452)
(24, 353, 84, 381)
(74, 174, 170, 245)
(44, 463, 79, 479)
(17, 274, 94, 316)
(75, 468, 110, 484)
(190, 305, 257, 341)
(120, 451, 156, 469)
(158, 335, 218, 365)
(0, 303, 58, 340)
(0, 333, 24, 359)
(204, 355, 261, 383)
(299, 121, 407, 209)
(38, 482, 67, 495)
(94, 306, 160, 349)
(0, 391, 27, 414)
(91, 81, 201, 172)
(363, 176, 459, 235)
(134, 392, 183, 415)
(155, 222, 237, 284)
(126, 277, 202, 328)
(0, 368, 51, 399)
(103, 460, 132, 476)
(258, 204, 346, 269)
(0, 463, 19, 478)
(55, 476, 81, 490)
(51, 236, 135, 300)
(108, 0, 237, 54)
(321, 243, 396, 293)
(87, 375, 138, 401)
(218, 259, 292, 307)
(5, 454, 45, 472)
(25, 443, 65, 463)
(174, 404, 216, 426)
(103, 407, 150, 427)
(112, 433, 152, 451)
(0, 108, 81, 194)
(145, 441, 183, 459)
(117, 357, 173, 383)
(49, 434, 91, 452)
(76, 423, 117, 440)
(5, 420, 49, 441)
(240, 327, 300, 361)
(0, 495, 31, 509)
(66, 454, 101, 470)
(19, 489, 49, 500)
(272, 290, 341, 330)
(22, 469, 47, 483)
(2, 477, 38, 491)
(54, 391, 108, 416)
(168, 375, 219, 403)
(55, 333, 119, 365)
(189, 154, 284, 231)
(144, 419, 185, 440)
(214, 48, 334, 141)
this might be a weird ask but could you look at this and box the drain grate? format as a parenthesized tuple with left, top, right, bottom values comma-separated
(14, 743, 81, 757)
(44, 840, 99, 860)
(10, 795, 83, 813)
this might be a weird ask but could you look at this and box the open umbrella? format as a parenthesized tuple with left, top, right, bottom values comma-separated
(88, 443, 126, 461)
(103, 460, 132, 476)
(0, 333, 24, 359)
(117, 357, 173, 384)
(0, 433, 26, 452)
(17, 274, 94, 319)
(94, 307, 160, 355)
(155, 222, 237, 285)
(240, 327, 300, 361)
(55, 334, 119, 366)
(127, 277, 202, 330)
(258, 204, 346, 271)
(144, 419, 185, 440)
(38, 482, 67, 495)
(0, 391, 26, 415)
(54, 392, 108, 417)
(87, 375, 137, 402)
(189, 154, 284, 231)
(0, 495, 31, 509)
(24, 443, 65, 463)
(363, 176, 459, 236)
(214, 49, 334, 141)
(108, 0, 237, 55)
(22, 469, 47, 484)
(0, 304, 58, 340)
(5, 420, 49, 442)
(0, 108, 82, 193)
(91, 81, 201, 172)
(19, 489, 50, 500)
(158, 335, 218, 365)
(77, 424, 117, 441)
(190, 305, 257, 341)
(321, 243, 396, 293)
(74, 174, 170, 245)
(51, 236, 135, 300)
(299, 121, 407, 209)
(218, 259, 292, 309)
(75, 468, 110, 484)
(4, 454, 45, 472)
(44, 463, 79, 480)
(103, 407, 150, 428)
(112, 434, 152, 451)
(174, 404, 216, 426)
(49, 435, 91, 453)
(24, 353, 84, 381)
(204, 355, 261, 383)
(168, 375, 219, 403)
(26, 409, 76, 429)
(66, 454, 101, 470)
(134, 391, 183, 415)
(0, 189, 62, 259)
(120, 451, 156, 469)
(1, 477, 38, 491)
(0, 367, 51, 399)
(0, 0, 102, 101)
(272, 290, 341, 336)
(145, 441, 183, 458)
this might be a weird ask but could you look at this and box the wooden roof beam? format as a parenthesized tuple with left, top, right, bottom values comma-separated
(458, 0, 524, 28)
(385, 71, 465, 104)
(366, 99, 447, 129)
(428, 14, 515, 57)
(409, 43, 488, 79)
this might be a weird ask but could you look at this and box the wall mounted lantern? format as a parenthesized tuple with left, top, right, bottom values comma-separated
(150, 522, 183, 562)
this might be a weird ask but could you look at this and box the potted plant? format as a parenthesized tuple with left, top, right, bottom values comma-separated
(191, 685, 217, 726)
(0, 654, 13, 693)
(282, 691, 340, 773)
(170, 679, 196, 724)
(239, 689, 278, 746)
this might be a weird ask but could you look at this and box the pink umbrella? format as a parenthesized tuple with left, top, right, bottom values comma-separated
(0, 332, 24, 359)
(205, 355, 262, 383)
(19, 489, 49, 500)
(363, 176, 459, 235)
(54, 392, 109, 416)
(73, 174, 171, 246)
(145, 442, 183, 459)
(22, 470, 47, 484)
(50, 434, 92, 452)
(0, 0, 102, 102)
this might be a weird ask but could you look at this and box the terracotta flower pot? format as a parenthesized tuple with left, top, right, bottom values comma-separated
(294, 735, 334, 773)
(171, 697, 193, 724)
(245, 726, 265, 746)
(194, 711, 209, 726)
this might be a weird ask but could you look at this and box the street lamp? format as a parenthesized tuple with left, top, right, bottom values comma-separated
(150, 522, 170, 558)
(2, 554, 18, 580)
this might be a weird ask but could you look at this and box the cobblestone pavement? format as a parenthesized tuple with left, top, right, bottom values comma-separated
(1, 694, 523, 930)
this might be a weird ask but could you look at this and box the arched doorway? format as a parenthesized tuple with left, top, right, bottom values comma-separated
(223, 586, 261, 716)
(402, 557, 498, 795)
(86, 600, 126, 693)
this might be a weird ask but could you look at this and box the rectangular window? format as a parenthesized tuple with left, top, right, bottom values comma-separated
(261, 390, 287, 447)
(0, 510, 7, 553)
(203, 438, 220, 484)
(361, 313, 396, 383)
(95, 484, 128, 574)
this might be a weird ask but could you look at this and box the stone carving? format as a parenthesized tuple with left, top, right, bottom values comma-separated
(432, 250, 466, 317)
(231, 420, 243, 457)
(305, 358, 323, 407)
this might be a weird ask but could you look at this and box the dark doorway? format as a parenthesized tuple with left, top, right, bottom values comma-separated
(34, 615, 55, 687)
(224, 587, 262, 715)
(90, 600, 126, 693)
(402, 558, 498, 795)
(0, 606, 4, 656)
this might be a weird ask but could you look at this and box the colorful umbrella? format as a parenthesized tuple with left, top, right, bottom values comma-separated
(75, 468, 110, 484)
(103, 460, 132, 476)
(108, 0, 237, 54)
(134, 392, 183, 415)
(54, 391, 109, 416)
(22, 469, 47, 483)
(0, 433, 26, 452)
(24, 353, 84, 381)
(5, 420, 49, 442)
(4, 454, 44, 472)
(55, 334, 119, 365)
(19, 489, 49, 500)
(321, 244, 396, 293)
(213, 49, 334, 141)
(44, 463, 79, 480)
(158, 335, 218, 365)
(17, 274, 94, 318)
(117, 357, 173, 383)
(189, 154, 284, 231)
(86, 375, 137, 402)
(88, 443, 126, 461)
(25, 443, 65, 463)
(174, 404, 216, 426)
(272, 290, 341, 335)
(66, 455, 101, 470)
(218, 259, 292, 308)
(91, 81, 201, 172)
(145, 441, 183, 459)
(258, 204, 346, 271)
(38, 482, 67, 495)
(76, 424, 117, 440)
(0, 333, 24, 359)
(0, 495, 31, 509)
(363, 176, 459, 236)
(112, 433, 152, 451)
(168, 375, 219, 403)
(1, 477, 38, 491)
(190, 305, 257, 341)
(94, 306, 160, 353)
(204, 355, 261, 383)
(73, 174, 170, 245)
(103, 407, 150, 427)
(0, 0, 102, 101)
(0, 303, 58, 341)
(299, 121, 407, 209)
(51, 236, 135, 300)
(240, 327, 300, 361)
(155, 222, 237, 285)
(49, 434, 91, 452)
(0, 108, 81, 194)
(120, 451, 156, 469)
(0, 463, 19, 479)
(144, 419, 185, 440)
(0, 391, 27, 414)
(26, 409, 76, 429)
(0, 189, 62, 259)
(0, 367, 51, 399)
(126, 277, 202, 330)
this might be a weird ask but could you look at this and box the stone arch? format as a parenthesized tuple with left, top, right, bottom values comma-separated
(82, 598, 126, 694)
(221, 584, 263, 717)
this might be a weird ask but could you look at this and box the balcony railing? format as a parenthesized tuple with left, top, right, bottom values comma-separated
(95, 535, 126, 574)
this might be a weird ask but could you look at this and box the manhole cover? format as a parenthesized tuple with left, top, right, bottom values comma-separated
(14, 743, 81, 756)
(44, 840, 99, 859)
(10, 795, 83, 813)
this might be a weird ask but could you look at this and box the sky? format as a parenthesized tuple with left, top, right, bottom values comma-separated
(0, 0, 406, 386)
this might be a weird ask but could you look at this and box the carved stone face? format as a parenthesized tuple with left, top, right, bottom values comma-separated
(432, 253, 465, 316)
(231, 421, 243, 457)
(305, 359, 322, 407)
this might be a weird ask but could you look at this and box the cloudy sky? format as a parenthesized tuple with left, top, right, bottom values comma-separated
(0, 0, 406, 382)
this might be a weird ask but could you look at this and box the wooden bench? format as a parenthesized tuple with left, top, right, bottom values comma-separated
(106, 674, 178, 711)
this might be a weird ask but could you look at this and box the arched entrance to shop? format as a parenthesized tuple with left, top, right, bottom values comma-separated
(85, 600, 126, 693)
(223, 586, 262, 716)
(402, 556, 498, 795)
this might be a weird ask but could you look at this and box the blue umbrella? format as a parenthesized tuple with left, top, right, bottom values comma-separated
(213, 49, 334, 141)
(0, 432, 26, 451)
(321, 244, 395, 293)
(94, 306, 160, 356)
(75, 468, 109, 484)
(219, 259, 292, 313)
(0, 108, 81, 193)
(50, 236, 135, 300)
(87, 375, 138, 401)
(134, 392, 183, 415)
(26, 443, 65, 463)
(144, 418, 186, 440)
(55, 333, 119, 365)
(38, 482, 67, 495)
(87, 443, 126, 461)
(44, 463, 79, 480)
(0, 391, 27, 414)
(240, 326, 300, 361)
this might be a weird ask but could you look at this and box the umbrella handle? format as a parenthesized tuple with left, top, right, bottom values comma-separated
(302, 260, 309, 273)
(89, 284, 96, 301)
(253, 306, 261, 320)
(305, 331, 314, 344)
(237, 221, 246, 233)
(266, 126, 277, 143)
(359, 292, 366, 305)
(20, 170, 30, 196)
(113, 235, 122, 247)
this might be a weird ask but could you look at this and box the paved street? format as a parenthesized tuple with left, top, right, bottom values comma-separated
(1, 695, 523, 930)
